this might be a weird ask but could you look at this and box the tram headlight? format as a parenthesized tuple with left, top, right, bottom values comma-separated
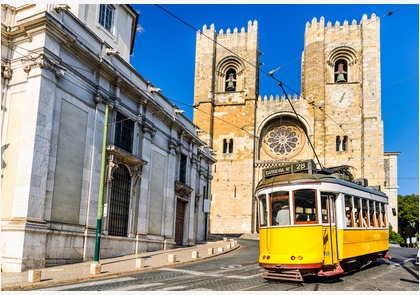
(298, 256, 303, 260)
(262, 255, 266, 259)
(290, 256, 296, 260)
(267, 255, 271, 260)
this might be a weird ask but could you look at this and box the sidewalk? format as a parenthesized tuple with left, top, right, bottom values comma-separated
(1, 237, 240, 291)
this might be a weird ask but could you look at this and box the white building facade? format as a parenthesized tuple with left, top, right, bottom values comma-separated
(1, 4, 215, 272)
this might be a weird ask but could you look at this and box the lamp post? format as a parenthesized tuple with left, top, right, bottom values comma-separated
(93, 104, 109, 263)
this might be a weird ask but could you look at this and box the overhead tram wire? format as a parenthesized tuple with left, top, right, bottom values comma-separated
(154, 6, 404, 168)
(7, 47, 188, 129)
(7, 6, 403, 136)
(269, 6, 403, 76)
(154, 4, 389, 138)
(153, 4, 359, 168)
(168, 97, 256, 139)
(8, 5, 402, 134)
(154, 5, 402, 147)
(262, 6, 402, 138)
(278, 81, 323, 170)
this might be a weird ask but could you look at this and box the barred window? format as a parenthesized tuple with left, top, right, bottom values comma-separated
(108, 165, 131, 237)
(99, 4, 114, 32)
(115, 112, 134, 153)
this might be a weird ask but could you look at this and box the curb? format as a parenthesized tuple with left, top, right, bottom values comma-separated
(1, 244, 240, 291)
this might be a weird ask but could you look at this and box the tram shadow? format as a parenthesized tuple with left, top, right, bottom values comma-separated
(302, 259, 385, 284)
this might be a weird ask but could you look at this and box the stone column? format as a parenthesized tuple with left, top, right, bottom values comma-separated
(186, 153, 200, 245)
(163, 137, 180, 239)
(2, 55, 63, 271)
(136, 119, 156, 236)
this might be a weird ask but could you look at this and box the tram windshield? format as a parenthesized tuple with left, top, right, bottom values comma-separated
(270, 191, 290, 226)
(258, 189, 319, 227)
(294, 189, 317, 224)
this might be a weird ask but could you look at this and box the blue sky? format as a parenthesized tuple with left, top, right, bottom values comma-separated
(130, 3, 419, 196)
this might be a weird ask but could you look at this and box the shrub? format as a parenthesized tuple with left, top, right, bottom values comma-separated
(389, 224, 405, 246)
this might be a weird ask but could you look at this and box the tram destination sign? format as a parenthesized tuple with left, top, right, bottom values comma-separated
(263, 160, 317, 179)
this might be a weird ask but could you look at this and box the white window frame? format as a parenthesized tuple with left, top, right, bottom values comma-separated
(98, 4, 115, 34)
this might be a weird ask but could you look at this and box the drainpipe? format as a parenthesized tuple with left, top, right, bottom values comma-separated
(93, 104, 109, 262)
(205, 163, 211, 240)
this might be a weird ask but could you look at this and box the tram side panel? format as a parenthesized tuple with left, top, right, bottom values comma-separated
(338, 228, 389, 260)
(334, 186, 390, 261)
(259, 226, 325, 267)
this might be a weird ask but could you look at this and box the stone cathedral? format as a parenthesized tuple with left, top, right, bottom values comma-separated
(193, 13, 399, 234)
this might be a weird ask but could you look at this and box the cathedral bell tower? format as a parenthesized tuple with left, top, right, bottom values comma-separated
(302, 14, 384, 188)
(193, 21, 259, 234)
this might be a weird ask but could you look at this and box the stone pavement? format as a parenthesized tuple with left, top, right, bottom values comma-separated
(1, 237, 241, 291)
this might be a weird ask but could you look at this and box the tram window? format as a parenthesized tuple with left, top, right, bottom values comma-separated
(344, 195, 354, 227)
(375, 202, 380, 227)
(381, 203, 387, 228)
(270, 191, 290, 226)
(294, 189, 317, 224)
(368, 201, 374, 227)
(362, 199, 369, 227)
(353, 197, 362, 227)
(259, 195, 268, 226)
(321, 193, 335, 224)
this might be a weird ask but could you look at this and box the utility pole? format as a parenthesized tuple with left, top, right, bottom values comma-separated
(93, 104, 109, 264)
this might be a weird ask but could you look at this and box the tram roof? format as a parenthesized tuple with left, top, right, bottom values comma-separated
(256, 172, 387, 198)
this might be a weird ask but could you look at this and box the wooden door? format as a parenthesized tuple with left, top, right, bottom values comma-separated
(175, 200, 186, 245)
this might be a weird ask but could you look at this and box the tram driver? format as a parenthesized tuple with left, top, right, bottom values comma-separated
(276, 204, 290, 225)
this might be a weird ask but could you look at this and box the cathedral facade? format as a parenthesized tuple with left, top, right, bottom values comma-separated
(193, 14, 399, 234)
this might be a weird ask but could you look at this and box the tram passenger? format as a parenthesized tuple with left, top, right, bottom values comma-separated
(355, 211, 367, 227)
(362, 211, 368, 227)
(371, 213, 378, 227)
(345, 211, 351, 227)
(369, 210, 375, 227)
(378, 213, 384, 227)
(296, 212, 308, 222)
(276, 204, 290, 225)
(355, 211, 359, 227)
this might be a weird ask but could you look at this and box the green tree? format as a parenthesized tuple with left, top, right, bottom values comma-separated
(389, 224, 405, 245)
(398, 194, 419, 245)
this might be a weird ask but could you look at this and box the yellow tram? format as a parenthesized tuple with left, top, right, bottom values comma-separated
(256, 160, 389, 281)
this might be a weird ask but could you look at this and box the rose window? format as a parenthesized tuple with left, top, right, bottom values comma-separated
(263, 125, 303, 158)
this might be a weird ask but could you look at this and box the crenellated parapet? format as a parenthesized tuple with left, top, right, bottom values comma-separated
(304, 13, 379, 46)
(197, 20, 258, 40)
(305, 13, 378, 33)
(258, 93, 301, 103)
(196, 20, 258, 52)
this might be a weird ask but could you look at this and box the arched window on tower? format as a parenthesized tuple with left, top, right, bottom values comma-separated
(225, 69, 237, 91)
(336, 135, 348, 152)
(223, 138, 234, 154)
(342, 136, 348, 151)
(334, 59, 348, 83)
(336, 136, 341, 151)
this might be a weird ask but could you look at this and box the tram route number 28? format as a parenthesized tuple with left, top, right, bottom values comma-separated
(263, 160, 316, 180)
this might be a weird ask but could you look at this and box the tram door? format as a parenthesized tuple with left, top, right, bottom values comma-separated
(321, 194, 338, 265)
